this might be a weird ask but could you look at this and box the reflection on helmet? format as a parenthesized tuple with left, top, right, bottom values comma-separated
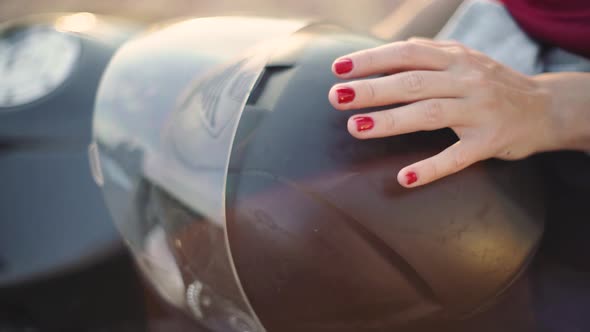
(144, 186, 259, 331)
(92, 17, 544, 332)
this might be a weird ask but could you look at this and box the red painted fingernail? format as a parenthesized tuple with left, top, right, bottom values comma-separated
(353, 116, 374, 132)
(336, 87, 355, 104)
(405, 171, 418, 185)
(334, 58, 353, 74)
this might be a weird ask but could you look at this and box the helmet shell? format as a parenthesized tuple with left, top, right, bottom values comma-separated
(92, 17, 544, 332)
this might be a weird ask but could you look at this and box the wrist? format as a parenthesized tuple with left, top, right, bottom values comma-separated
(528, 76, 562, 153)
(533, 73, 590, 153)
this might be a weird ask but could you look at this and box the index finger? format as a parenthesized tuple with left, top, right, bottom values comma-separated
(332, 41, 452, 79)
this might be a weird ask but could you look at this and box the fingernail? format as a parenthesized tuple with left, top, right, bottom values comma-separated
(336, 87, 355, 104)
(405, 171, 418, 185)
(334, 58, 353, 75)
(353, 116, 374, 132)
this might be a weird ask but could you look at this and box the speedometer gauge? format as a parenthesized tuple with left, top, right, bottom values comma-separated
(0, 25, 81, 108)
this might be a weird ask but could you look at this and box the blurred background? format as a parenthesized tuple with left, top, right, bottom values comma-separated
(0, 0, 403, 30)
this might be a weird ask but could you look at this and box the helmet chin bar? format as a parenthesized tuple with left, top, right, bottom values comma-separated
(93, 17, 544, 332)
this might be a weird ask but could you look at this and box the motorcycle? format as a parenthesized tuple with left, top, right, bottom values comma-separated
(2, 2, 590, 331)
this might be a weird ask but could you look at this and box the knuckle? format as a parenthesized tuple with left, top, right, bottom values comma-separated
(360, 49, 376, 68)
(453, 148, 470, 170)
(391, 42, 414, 62)
(423, 100, 444, 124)
(363, 80, 377, 103)
(447, 40, 463, 47)
(455, 43, 470, 54)
(401, 71, 425, 93)
(426, 160, 439, 181)
(383, 110, 397, 131)
(449, 45, 473, 66)
(462, 70, 489, 89)
(485, 59, 502, 73)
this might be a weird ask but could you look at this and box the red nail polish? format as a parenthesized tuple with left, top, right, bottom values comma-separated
(405, 171, 418, 185)
(336, 87, 355, 104)
(334, 58, 353, 74)
(354, 116, 374, 132)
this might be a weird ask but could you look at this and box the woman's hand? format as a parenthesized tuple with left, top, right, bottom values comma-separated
(329, 39, 557, 188)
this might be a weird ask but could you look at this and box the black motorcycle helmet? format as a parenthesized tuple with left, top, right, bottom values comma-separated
(91, 17, 544, 332)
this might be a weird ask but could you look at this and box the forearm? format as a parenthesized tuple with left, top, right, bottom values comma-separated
(534, 72, 590, 152)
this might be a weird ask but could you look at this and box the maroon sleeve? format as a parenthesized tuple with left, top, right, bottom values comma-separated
(501, 0, 590, 59)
